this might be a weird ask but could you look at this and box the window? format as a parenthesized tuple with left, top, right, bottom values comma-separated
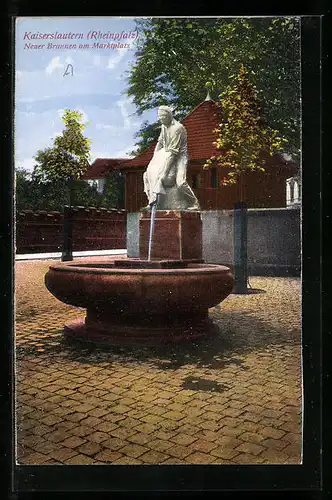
(191, 173, 201, 189)
(290, 182, 294, 203)
(210, 167, 218, 188)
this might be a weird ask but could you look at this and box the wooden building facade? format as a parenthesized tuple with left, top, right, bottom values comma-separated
(85, 99, 298, 212)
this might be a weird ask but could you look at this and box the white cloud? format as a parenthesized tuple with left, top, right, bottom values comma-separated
(76, 108, 89, 124)
(107, 48, 127, 69)
(95, 123, 121, 135)
(113, 147, 134, 158)
(116, 98, 142, 131)
(15, 157, 35, 172)
(45, 56, 63, 75)
(117, 99, 132, 130)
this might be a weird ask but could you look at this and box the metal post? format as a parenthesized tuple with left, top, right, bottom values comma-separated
(61, 178, 74, 262)
(61, 205, 73, 261)
(233, 201, 248, 294)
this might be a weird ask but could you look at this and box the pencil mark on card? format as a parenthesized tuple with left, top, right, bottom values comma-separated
(63, 64, 74, 77)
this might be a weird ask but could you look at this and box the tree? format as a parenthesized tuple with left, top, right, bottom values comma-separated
(15, 167, 109, 212)
(31, 109, 92, 260)
(103, 171, 125, 209)
(33, 109, 91, 185)
(126, 17, 300, 157)
(204, 65, 287, 199)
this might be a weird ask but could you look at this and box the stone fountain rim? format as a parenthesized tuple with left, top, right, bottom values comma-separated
(48, 262, 232, 276)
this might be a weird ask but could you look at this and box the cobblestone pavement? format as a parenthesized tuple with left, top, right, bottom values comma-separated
(15, 258, 302, 465)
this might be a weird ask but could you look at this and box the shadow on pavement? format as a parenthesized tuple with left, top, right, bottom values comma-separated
(16, 308, 301, 375)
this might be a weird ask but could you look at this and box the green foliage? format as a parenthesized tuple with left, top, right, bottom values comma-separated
(130, 120, 162, 155)
(103, 171, 125, 209)
(16, 168, 69, 211)
(33, 109, 91, 182)
(126, 17, 300, 157)
(204, 65, 287, 187)
(17, 111, 125, 212)
(15, 169, 125, 213)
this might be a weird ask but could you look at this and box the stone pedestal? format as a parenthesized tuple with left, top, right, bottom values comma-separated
(139, 210, 202, 261)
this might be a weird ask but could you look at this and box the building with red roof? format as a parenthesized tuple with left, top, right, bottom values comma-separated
(84, 97, 298, 212)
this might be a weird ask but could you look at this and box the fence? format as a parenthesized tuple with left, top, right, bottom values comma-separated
(16, 206, 127, 254)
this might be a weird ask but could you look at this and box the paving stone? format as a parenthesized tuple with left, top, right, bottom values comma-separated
(170, 434, 198, 446)
(185, 452, 216, 464)
(127, 433, 154, 446)
(85, 431, 109, 444)
(239, 421, 261, 433)
(166, 444, 192, 459)
(109, 427, 137, 440)
(64, 454, 96, 465)
(282, 443, 302, 457)
(232, 453, 266, 464)
(69, 425, 95, 437)
(140, 414, 163, 425)
(30, 424, 52, 437)
(259, 427, 286, 440)
(134, 423, 158, 435)
(239, 431, 265, 444)
(96, 421, 119, 433)
(17, 450, 45, 464)
(139, 450, 171, 464)
(43, 430, 72, 443)
(118, 443, 149, 458)
(162, 457, 187, 464)
(187, 438, 218, 453)
(218, 426, 243, 438)
(152, 430, 178, 441)
(49, 447, 78, 462)
(260, 449, 292, 463)
(210, 447, 241, 460)
(65, 412, 88, 423)
(278, 421, 301, 433)
(235, 442, 265, 456)
(146, 438, 173, 453)
(103, 437, 127, 451)
(77, 442, 101, 457)
(61, 436, 87, 449)
(214, 436, 242, 449)
(79, 416, 103, 428)
(33, 440, 60, 455)
(112, 456, 143, 464)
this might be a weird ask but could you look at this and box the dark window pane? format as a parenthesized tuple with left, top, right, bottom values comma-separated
(211, 167, 217, 188)
(192, 173, 201, 189)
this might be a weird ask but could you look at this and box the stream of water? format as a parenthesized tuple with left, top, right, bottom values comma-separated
(148, 200, 158, 261)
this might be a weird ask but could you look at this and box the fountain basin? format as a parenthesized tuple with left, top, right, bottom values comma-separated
(45, 259, 233, 345)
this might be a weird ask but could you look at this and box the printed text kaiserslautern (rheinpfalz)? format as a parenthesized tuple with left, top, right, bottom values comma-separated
(23, 31, 138, 41)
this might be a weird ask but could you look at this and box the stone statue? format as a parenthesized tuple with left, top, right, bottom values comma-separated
(143, 106, 200, 211)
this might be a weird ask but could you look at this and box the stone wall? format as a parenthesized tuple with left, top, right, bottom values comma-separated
(127, 207, 301, 276)
(16, 207, 127, 254)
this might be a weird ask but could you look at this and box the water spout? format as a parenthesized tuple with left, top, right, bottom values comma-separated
(148, 195, 159, 261)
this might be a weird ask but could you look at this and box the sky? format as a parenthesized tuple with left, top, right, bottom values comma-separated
(15, 17, 157, 172)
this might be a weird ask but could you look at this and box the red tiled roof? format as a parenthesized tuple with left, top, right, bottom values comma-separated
(120, 100, 222, 168)
(82, 158, 128, 179)
(84, 100, 298, 177)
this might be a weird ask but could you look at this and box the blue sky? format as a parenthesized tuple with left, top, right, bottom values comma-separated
(15, 17, 157, 172)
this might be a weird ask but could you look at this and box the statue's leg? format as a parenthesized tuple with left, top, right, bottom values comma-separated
(180, 182, 200, 210)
